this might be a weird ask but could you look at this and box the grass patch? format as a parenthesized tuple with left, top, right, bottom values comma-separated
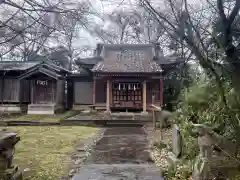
(4, 110, 80, 122)
(10, 126, 98, 180)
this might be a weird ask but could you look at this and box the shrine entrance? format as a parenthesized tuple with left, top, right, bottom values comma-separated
(33, 79, 55, 104)
(112, 81, 142, 109)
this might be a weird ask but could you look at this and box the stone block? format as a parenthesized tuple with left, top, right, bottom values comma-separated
(192, 158, 210, 180)
(0, 156, 8, 171)
(172, 124, 182, 158)
(166, 152, 181, 169)
(141, 111, 149, 116)
(0, 128, 22, 180)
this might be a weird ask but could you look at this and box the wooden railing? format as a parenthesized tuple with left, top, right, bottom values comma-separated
(150, 104, 163, 140)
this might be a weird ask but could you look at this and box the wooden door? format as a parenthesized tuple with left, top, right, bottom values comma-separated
(113, 82, 142, 108)
(34, 80, 54, 104)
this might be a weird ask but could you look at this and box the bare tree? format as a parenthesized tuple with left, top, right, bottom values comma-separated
(52, 3, 90, 70)
(215, 0, 240, 88)
(139, 0, 240, 144)
(140, 0, 240, 103)
(91, 6, 167, 53)
(0, 0, 92, 60)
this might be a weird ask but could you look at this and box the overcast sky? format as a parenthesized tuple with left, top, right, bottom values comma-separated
(77, 0, 203, 57)
(1, 0, 208, 58)
(78, 0, 137, 50)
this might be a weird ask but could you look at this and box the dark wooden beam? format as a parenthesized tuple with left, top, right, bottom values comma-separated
(93, 77, 96, 105)
(31, 80, 34, 104)
(1, 76, 4, 104)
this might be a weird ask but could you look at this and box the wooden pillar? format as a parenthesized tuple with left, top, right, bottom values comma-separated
(93, 77, 96, 105)
(106, 79, 110, 113)
(55, 80, 58, 104)
(18, 80, 22, 104)
(52, 80, 55, 104)
(31, 80, 34, 104)
(109, 80, 112, 106)
(160, 78, 163, 107)
(142, 80, 147, 112)
(1, 77, 4, 104)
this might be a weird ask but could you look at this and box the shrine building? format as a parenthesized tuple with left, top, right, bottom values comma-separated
(0, 43, 183, 114)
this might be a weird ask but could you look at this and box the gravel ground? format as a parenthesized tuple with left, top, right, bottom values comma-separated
(62, 128, 106, 180)
(143, 124, 172, 171)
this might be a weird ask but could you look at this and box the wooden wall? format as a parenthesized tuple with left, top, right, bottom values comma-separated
(0, 79, 2, 102)
(3, 79, 20, 102)
(56, 80, 65, 104)
(0, 77, 66, 105)
(74, 81, 93, 104)
(0, 78, 30, 103)
(72, 78, 106, 105)
(71, 77, 162, 106)
(95, 79, 106, 103)
(20, 80, 30, 102)
(147, 80, 160, 104)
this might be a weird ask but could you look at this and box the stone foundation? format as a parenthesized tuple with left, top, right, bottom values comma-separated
(27, 104, 64, 115)
(0, 104, 27, 113)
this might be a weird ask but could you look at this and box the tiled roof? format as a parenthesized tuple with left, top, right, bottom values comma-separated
(76, 56, 103, 65)
(92, 59, 162, 72)
(0, 61, 40, 71)
(155, 55, 185, 65)
(92, 44, 162, 73)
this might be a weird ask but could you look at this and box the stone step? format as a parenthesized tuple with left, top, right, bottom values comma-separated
(27, 104, 55, 115)
(0, 104, 27, 113)
(72, 164, 163, 180)
(106, 123, 144, 127)
(110, 116, 152, 121)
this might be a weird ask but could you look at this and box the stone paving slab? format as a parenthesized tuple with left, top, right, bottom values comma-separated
(72, 127, 164, 180)
(66, 112, 152, 121)
(72, 164, 163, 180)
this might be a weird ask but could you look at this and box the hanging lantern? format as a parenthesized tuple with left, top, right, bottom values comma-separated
(128, 83, 131, 90)
(123, 84, 125, 90)
(118, 83, 121, 90)
(134, 84, 136, 91)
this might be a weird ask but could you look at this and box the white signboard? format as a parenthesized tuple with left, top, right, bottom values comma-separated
(36, 80, 48, 86)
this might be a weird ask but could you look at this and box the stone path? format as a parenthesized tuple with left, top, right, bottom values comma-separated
(72, 127, 164, 180)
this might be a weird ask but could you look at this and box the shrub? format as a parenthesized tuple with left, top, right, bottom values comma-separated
(172, 79, 240, 159)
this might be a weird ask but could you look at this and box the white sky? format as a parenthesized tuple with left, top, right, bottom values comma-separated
(0, 0, 208, 58)
(78, 0, 203, 55)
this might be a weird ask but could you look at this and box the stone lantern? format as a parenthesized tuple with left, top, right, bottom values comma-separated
(0, 128, 22, 180)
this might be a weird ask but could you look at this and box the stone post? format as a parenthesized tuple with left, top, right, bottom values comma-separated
(142, 80, 147, 113)
(0, 128, 22, 180)
(167, 124, 182, 168)
(92, 77, 96, 105)
(105, 80, 110, 113)
(192, 124, 212, 180)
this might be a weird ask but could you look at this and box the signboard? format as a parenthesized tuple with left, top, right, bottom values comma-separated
(116, 50, 145, 61)
(36, 80, 48, 86)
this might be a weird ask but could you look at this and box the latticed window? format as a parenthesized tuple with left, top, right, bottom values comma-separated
(112, 82, 142, 102)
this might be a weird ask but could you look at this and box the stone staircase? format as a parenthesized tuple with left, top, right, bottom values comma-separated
(0, 104, 27, 113)
(64, 112, 153, 126)
(107, 112, 152, 126)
